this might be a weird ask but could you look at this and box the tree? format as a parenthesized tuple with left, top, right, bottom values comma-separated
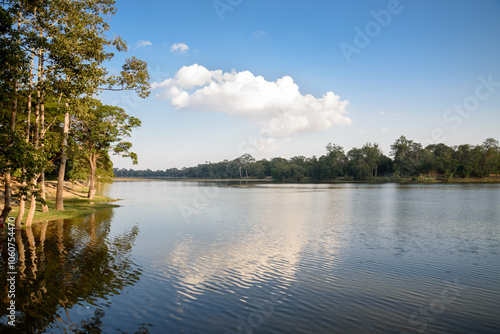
(307, 155, 321, 180)
(361, 142, 382, 177)
(377, 154, 393, 176)
(391, 136, 422, 176)
(325, 143, 346, 179)
(49, 0, 114, 211)
(237, 153, 255, 178)
(347, 147, 371, 180)
(0, 0, 29, 222)
(0, 0, 149, 225)
(418, 148, 435, 175)
(48, 0, 149, 210)
(271, 160, 305, 181)
(426, 143, 457, 180)
(0, 0, 118, 219)
(454, 144, 474, 178)
(251, 160, 266, 179)
(483, 138, 500, 176)
(72, 100, 141, 199)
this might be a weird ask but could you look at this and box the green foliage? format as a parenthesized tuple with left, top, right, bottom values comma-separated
(391, 135, 422, 176)
(0, 125, 48, 201)
(325, 143, 346, 178)
(1, 0, 148, 210)
(347, 147, 371, 180)
(73, 99, 141, 161)
(106, 56, 151, 98)
(70, 99, 141, 185)
(114, 137, 500, 183)
(270, 157, 305, 181)
(68, 150, 114, 183)
(344, 143, 383, 180)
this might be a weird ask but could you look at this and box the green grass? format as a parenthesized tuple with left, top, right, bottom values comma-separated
(6, 196, 119, 226)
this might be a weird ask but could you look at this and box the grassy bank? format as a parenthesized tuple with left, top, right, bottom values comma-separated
(7, 198, 119, 226)
(2, 181, 119, 227)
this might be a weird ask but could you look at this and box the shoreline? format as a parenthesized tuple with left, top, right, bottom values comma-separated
(113, 176, 500, 184)
(1, 180, 118, 227)
(113, 177, 273, 182)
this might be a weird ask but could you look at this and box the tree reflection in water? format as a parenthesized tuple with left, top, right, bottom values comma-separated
(0, 209, 147, 333)
(73, 309, 152, 334)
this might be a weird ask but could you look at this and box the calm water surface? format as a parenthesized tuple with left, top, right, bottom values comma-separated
(1, 182, 499, 333)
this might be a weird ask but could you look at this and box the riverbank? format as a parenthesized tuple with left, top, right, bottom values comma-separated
(113, 175, 500, 184)
(1, 180, 118, 226)
(114, 177, 272, 182)
(393, 175, 500, 183)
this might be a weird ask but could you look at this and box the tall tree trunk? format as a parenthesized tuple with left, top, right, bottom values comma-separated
(15, 192, 25, 227)
(55, 111, 70, 210)
(16, 55, 35, 225)
(39, 51, 49, 212)
(25, 65, 41, 225)
(88, 153, 97, 199)
(16, 172, 29, 227)
(2, 172, 13, 221)
(2, 115, 16, 221)
(1, 88, 18, 222)
(25, 178, 37, 227)
(2, 14, 22, 224)
(40, 171, 48, 212)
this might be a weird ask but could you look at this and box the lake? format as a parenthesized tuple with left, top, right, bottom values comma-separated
(1, 181, 500, 333)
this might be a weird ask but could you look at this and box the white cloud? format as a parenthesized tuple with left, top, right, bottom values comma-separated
(152, 64, 351, 143)
(136, 40, 152, 48)
(170, 42, 189, 54)
(379, 111, 385, 115)
(252, 31, 267, 39)
(381, 128, 389, 134)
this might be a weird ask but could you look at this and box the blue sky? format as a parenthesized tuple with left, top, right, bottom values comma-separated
(99, 0, 500, 170)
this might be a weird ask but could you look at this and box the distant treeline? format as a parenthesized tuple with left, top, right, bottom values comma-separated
(114, 136, 500, 182)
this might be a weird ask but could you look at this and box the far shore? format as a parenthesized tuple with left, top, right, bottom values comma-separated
(113, 177, 273, 182)
(113, 176, 500, 184)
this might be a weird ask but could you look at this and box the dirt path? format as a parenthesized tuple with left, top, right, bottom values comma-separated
(0, 179, 88, 209)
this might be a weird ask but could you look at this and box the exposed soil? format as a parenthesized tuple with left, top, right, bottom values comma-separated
(0, 179, 88, 209)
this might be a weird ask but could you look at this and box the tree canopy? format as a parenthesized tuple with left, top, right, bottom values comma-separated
(114, 137, 500, 183)
(0, 0, 148, 227)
